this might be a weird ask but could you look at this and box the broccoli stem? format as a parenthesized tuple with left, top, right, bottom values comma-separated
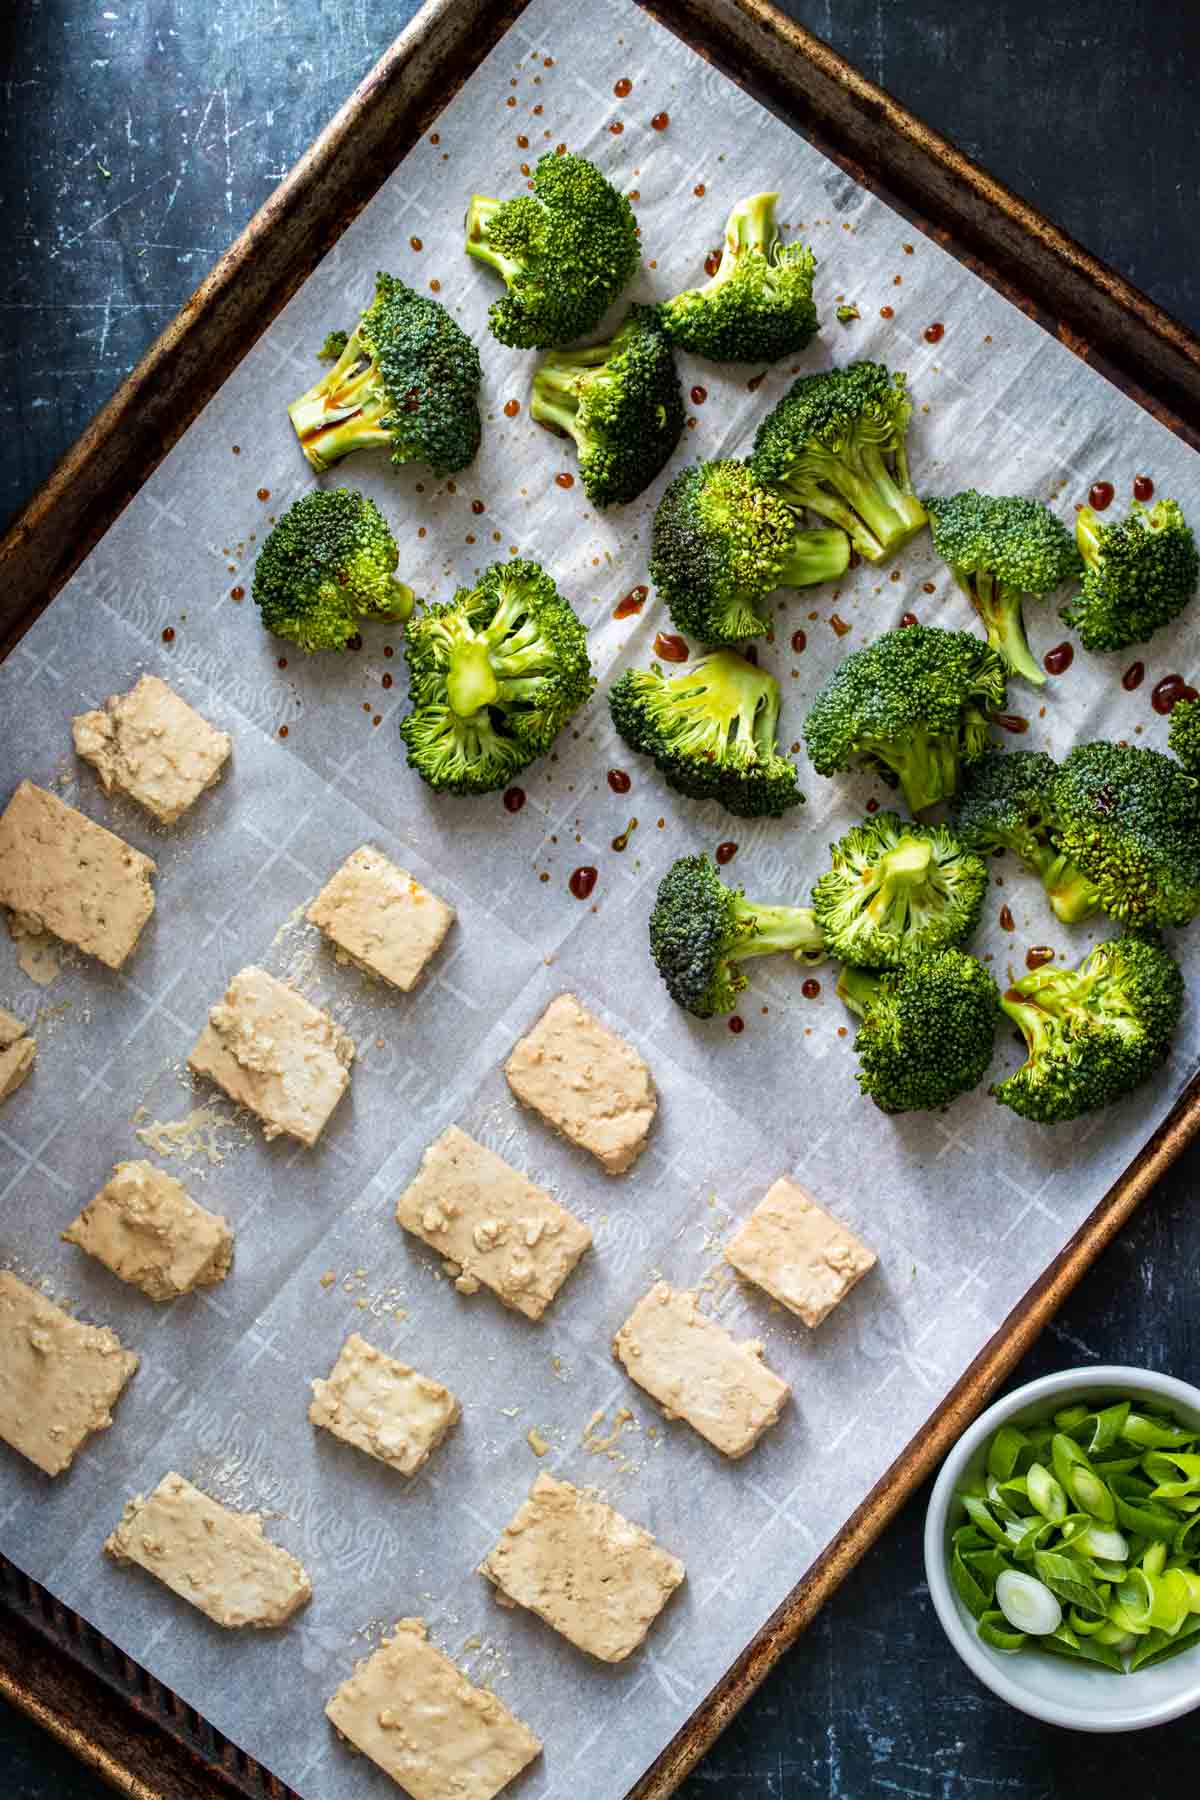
(446, 639, 500, 717)
(865, 727, 960, 814)
(464, 196, 522, 283)
(700, 191, 780, 293)
(1034, 848, 1101, 924)
(1074, 505, 1103, 569)
(287, 327, 374, 440)
(777, 526, 850, 589)
(776, 445, 925, 563)
(731, 896, 825, 964)
(964, 572, 1046, 688)
(836, 963, 881, 1019)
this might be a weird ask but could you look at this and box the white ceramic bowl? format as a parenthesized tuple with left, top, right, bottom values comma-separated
(924, 1365, 1200, 1731)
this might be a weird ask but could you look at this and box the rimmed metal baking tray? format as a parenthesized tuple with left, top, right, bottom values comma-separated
(2, 1, 1198, 1793)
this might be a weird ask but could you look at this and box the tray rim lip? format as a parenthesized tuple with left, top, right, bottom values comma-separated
(3, 0, 1200, 1796)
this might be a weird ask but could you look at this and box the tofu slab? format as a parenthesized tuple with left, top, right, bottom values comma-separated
(63, 1160, 233, 1301)
(72, 674, 232, 826)
(505, 993, 656, 1175)
(188, 966, 354, 1147)
(0, 1006, 35, 1103)
(307, 846, 454, 992)
(310, 1333, 459, 1476)
(0, 780, 156, 970)
(725, 1177, 877, 1329)
(104, 1472, 311, 1628)
(395, 1125, 591, 1320)
(326, 1616, 541, 1800)
(479, 1472, 684, 1662)
(0, 1271, 138, 1476)
(613, 1282, 790, 1459)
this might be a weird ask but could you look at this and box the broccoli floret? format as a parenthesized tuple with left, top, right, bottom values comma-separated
(951, 750, 1099, 924)
(649, 460, 849, 645)
(658, 192, 818, 363)
(400, 560, 593, 794)
(925, 490, 1082, 687)
(749, 362, 928, 562)
(1048, 741, 1200, 929)
(992, 935, 1183, 1124)
(803, 623, 1008, 814)
(1168, 694, 1200, 773)
(529, 306, 684, 507)
(649, 853, 824, 1018)
(811, 812, 987, 968)
(609, 649, 803, 818)
(317, 329, 349, 363)
(838, 949, 1000, 1114)
(252, 488, 414, 653)
(465, 152, 639, 349)
(288, 273, 481, 476)
(1062, 499, 1199, 651)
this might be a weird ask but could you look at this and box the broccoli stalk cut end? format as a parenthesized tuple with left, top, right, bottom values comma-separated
(956, 568, 1046, 689)
(464, 194, 521, 283)
(288, 324, 391, 468)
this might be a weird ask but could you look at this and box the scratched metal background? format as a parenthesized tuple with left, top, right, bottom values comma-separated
(1, 1, 1199, 1796)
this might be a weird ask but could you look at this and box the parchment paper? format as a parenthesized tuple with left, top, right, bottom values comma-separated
(1, 1, 1198, 1793)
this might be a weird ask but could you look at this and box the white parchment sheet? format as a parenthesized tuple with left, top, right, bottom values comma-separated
(1, 1, 1198, 1793)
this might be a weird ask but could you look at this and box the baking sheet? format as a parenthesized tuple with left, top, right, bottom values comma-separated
(1, 0, 1198, 1793)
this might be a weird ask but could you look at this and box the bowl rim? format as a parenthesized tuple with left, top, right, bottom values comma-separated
(923, 1364, 1200, 1732)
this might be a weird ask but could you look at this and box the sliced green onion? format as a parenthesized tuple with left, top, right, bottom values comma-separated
(1032, 1550, 1109, 1616)
(995, 1569, 1062, 1636)
(1074, 1523, 1128, 1562)
(951, 1537, 993, 1620)
(1123, 1413, 1198, 1451)
(1068, 1466, 1117, 1523)
(1051, 1431, 1091, 1489)
(1026, 1462, 1068, 1524)
(1086, 1402, 1131, 1455)
(1039, 1625, 1124, 1672)
(1054, 1403, 1091, 1433)
(987, 1424, 1030, 1481)
(1142, 1540, 1168, 1578)
(1115, 1493, 1181, 1546)
(1068, 1605, 1107, 1636)
(961, 1494, 1010, 1544)
(1129, 1614, 1200, 1670)
(978, 1609, 1028, 1653)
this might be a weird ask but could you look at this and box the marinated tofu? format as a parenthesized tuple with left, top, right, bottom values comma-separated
(188, 966, 354, 1147)
(479, 1472, 684, 1662)
(72, 674, 232, 826)
(0, 1005, 35, 1103)
(505, 993, 656, 1175)
(724, 1177, 876, 1328)
(395, 1125, 591, 1320)
(310, 1333, 459, 1476)
(326, 1617, 541, 1800)
(0, 780, 156, 970)
(613, 1282, 790, 1458)
(307, 845, 454, 992)
(63, 1160, 233, 1301)
(0, 1271, 138, 1476)
(104, 1472, 312, 1628)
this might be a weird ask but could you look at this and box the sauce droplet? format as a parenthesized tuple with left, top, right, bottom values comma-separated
(614, 585, 649, 620)
(256, 487, 270, 501)
(650, 111, 669, 130)
(1088, 480, 1115, 511)
(899, 612, 918, 628)
(922, 581, 936, 594)
(1122, 660, 1145, 691)
(715, 841, 738, 865)
(161, 626, 175, 643)
(999, 904, 1015, 932)
(410, 235, 423, 251)
(994, 712, 1029, 734)
(502, 786, 526, 814)
(1133, 474, 1154, 503)
(830, 614, 852, 638)
(1152, 673, 1198, 715)
(801, 978, 821, 999)
(746, 371, 766, 392)
(230, 585, 244, 601)
(614, 77, 632, 97)
(1043, 642, 1074, 676)
(693, 183, 705, 197)
(653, 631, 689, 663)
(503, 398, 520, 418)
(703, 248, 721, 278)
(381, 672, 393, 689)
(690, 385, 707, 405)
(278, 724, 288, 738)
(569, 865, 598, 900)
(865, 797, 879, 813)
(923, 321, 945, 343)
(607, 768, 631, 794)
(791, 629, 807, 653)
(609, 121, 624, 135)
(611, 818, 637, 853)
(1026, 945, 1054, 971)
(471, 499, 485, 514)
(728, 1014, 745, 1034)
(555, 471, 575, 488)
(879, 305, 894, 320)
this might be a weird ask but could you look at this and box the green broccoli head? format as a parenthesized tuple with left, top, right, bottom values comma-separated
(811, 811, 988, 969)
(400, 559, 593, 794)
(252, 488, 414, 653)
(465, 153, 639, 349)
(649, 459, 849, 646)
(803, 623, 1008, 814)
(1167, 694, 1200, 774)
(529, 306, 684, 507)
(659, 192, 819, 363)
(288, 273, 482, 477)
(1049, 741, 1200, 929)
(992, 935, 1184, 1124)
(317, 329, 349, 362)
(925, 490, 1082, 688)
(950, 750, 1099, 924)
(838, 949, 1000, 1114)
(1062, 499, 1198, 651)
(649, 853, 824, 1018)
(749, 361, 928, 562)
(609, 648, 804, 818)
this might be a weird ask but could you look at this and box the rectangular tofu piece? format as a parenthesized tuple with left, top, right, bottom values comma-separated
(309, 1333, 459, 1476)
(395, 1126, 591, 1320)
(479, 1472, 684, 1662)
(72, 674, 232, 826)
(63, 1160, 233, 1301)
(326, 1616, 541, 1800)
(0, 1271, 138, 1476)
(307, 846, 454, 992)
(188, 966, 354, 1147)
(104, 1472, 312, 1628)
(505, 993, 656, 1175)
(613, 1282, 790, 1459)
(725, 1177, 876, 1329)
(0, 1006, 35, 1103)
(0, 780, 156, 970)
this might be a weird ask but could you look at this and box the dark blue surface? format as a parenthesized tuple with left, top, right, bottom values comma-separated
(1, 2, 1198, 1796)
